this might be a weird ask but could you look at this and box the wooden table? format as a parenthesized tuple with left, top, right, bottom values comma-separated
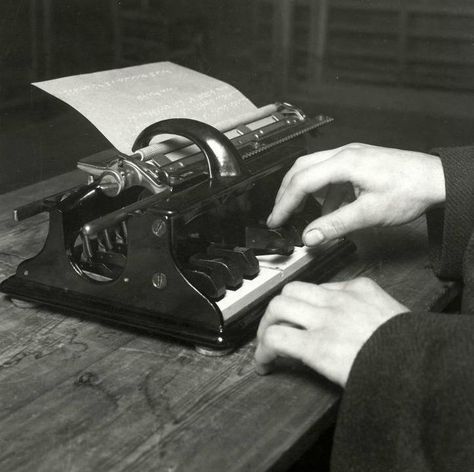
(0, 171, 458, 472)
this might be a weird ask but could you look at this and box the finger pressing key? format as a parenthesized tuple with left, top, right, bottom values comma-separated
(274, 148, 342, 205)
(268, 157, 349, 228)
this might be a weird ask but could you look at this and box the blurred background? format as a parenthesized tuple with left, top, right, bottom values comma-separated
(1, 0, 474, 193)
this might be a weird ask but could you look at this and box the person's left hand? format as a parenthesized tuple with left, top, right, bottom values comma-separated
(254, 277, 408, 387)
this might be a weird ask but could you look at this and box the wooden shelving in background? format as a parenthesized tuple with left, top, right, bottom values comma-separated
(248, 0, 474, 116)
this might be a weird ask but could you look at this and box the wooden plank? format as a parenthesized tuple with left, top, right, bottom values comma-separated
(0, 173, 457, 471)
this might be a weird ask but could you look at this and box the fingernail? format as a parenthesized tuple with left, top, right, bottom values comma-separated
(255, 364, 272, 376)
(304, 229, 325, 246)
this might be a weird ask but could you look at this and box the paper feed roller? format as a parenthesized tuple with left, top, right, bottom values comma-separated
(2, 103, 355, 354)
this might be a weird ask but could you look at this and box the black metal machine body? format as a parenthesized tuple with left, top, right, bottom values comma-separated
(1, 104, 355, 353)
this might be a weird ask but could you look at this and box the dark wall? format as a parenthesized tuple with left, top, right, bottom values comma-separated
(0, 0, 116, 192)
(1, 0, 474, 194)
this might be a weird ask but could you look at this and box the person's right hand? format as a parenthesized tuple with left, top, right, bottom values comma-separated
(266, 143, 446, 246)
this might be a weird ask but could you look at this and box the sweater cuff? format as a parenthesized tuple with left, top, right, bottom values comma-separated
(426, 146, 474, 279)
(332, 311, 474, 471)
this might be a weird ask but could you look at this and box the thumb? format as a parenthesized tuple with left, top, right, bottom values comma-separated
(303, 201, 368, 245)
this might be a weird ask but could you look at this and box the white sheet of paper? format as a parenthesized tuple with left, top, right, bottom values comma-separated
(33, 62, 257, 155)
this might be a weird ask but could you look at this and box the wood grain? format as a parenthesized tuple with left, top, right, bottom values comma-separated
(0, 173, 457, 472)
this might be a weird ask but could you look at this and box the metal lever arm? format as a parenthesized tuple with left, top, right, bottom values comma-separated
(132, 118, 248, 181)
(99, 156, 169, 197)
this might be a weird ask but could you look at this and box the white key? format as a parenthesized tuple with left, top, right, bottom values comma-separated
(257, 246, 322, 276)
(217, 267, 284, 321)
(217, 242, 339, 321)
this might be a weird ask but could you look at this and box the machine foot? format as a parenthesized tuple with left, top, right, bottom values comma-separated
(10, 298, 38, 309)
(195, 345, 234, 356)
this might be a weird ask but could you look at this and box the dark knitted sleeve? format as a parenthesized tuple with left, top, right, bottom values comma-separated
(331, 312, 474, 472)
(426, 146, 474, 279)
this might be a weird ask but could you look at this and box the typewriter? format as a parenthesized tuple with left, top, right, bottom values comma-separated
(1, 103, 355, 354)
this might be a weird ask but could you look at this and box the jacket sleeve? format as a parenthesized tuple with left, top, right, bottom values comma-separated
(331, 312, 474, 472)
(426, 146, 474, 279)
